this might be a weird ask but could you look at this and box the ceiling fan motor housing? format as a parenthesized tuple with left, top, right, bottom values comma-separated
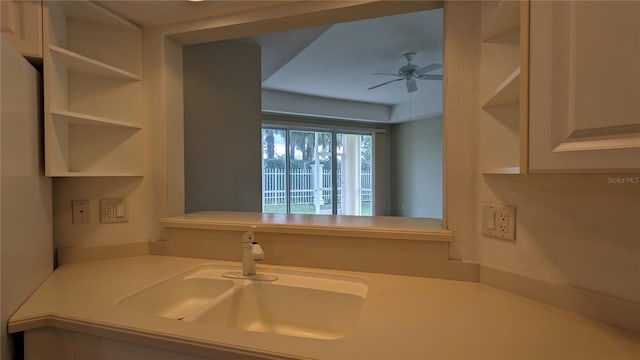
(399, 52, 419, 78)
(399, 64, 420, 78)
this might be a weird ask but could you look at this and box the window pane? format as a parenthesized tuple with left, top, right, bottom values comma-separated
(262, 128, 287, 213)
(337, 133, 372, 216)
(288, 130, 332, 215)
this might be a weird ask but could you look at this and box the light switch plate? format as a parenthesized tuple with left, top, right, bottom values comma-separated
(100, 198, 128, 224)
(482, 203, 516, 240)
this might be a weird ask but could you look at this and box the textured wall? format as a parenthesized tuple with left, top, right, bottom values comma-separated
(445, 2, 640, 303)
(443, 1, 481, 261)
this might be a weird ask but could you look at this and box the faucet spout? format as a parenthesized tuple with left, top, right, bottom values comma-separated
(250, 242, 265, 261)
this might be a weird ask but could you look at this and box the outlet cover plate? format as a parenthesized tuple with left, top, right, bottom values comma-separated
(482, 203, 516, 240)
(72, 200, 90, 225)
(100, 198, 128, 224)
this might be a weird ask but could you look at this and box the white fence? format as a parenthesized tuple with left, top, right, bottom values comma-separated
(262, 168, 372, 210)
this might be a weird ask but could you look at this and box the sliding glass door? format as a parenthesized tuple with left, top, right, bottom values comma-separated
(288, 130, 333, 214)
(261, 128, 287, 213)
(262, 127, 372, 216)
(337, 133, 372, 216)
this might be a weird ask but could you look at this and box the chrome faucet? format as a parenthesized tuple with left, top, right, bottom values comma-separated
(222, 228, 277, 281)
(242, 230, 264, 276)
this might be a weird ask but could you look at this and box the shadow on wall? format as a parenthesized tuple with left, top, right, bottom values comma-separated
(390, 115, 443, 218)
(481, 173, 640, 303)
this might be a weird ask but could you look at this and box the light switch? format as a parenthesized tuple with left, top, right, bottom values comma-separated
(483, 206, 495, 230)
(116, 203, 124, 217)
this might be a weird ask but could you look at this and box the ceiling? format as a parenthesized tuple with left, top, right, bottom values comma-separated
(98, 2, 444, 122)
(256, 9, 443, 107)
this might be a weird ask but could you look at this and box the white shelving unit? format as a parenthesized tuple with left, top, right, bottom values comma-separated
(43, 0, 143, 177)
(479, 0, 529, 174)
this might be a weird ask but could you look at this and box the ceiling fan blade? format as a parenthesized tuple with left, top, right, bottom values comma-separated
(372, 72, 402, 77)
(406, 78, 418, 93)
(415, 63, 442, 75)
(368, 78, 404, 90)
(416, 74, 443, 80)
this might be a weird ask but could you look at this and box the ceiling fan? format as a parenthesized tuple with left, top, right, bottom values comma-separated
(368, 52, 442, 93)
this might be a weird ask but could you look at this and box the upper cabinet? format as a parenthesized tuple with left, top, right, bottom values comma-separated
(528, 1, 640, 172)
(43, 0, 143, 176)
(0, 0, 42, 59)
(479, 1, 529, 174)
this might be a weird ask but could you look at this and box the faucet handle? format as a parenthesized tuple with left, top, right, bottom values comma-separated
(242, 230, 255, 244)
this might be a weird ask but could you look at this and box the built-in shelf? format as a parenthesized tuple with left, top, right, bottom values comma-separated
(57, 0, 138, 31)
(483, 0, 520, 41)
(480, 1, 529, 175)
(51, 109, 141, 129)
(49, 45, 140, 80)
(44, 0, 143, 178)
(483, 67, 520, 108)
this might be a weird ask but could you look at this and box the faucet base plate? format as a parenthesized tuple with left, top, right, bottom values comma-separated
(221, 271, 278, 282)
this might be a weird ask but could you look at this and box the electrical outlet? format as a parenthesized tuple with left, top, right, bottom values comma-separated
(482, 203, 516, 240)
(100, 198, 128, 224)
(72, 200, 90, 225)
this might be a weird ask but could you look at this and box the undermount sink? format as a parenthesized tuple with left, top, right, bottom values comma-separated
(191, 281, 366, 340)
(118, 265, 368, 340)
(118, 268, 235, 320)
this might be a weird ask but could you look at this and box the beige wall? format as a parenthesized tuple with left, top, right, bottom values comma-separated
(442, 1, 481, 262)
(477, 175, 640, 302)
(51, 1, 639, 305)
(445, 2, 640, 303)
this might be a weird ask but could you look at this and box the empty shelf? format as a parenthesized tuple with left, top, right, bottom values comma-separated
(51, 109, 141, 129)
(57, 1, 138, 31)
(49, 45, 141, 80)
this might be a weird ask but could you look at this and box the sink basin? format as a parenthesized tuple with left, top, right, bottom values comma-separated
(119, 269, 234, 320)
(190, 281, 366, 340)
(118, 265, 368, 340)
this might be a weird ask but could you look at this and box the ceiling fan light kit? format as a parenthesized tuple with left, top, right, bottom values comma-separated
(368, 52, 442, 93)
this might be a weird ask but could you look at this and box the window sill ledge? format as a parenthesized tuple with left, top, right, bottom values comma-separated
(159, 211, 452, 242)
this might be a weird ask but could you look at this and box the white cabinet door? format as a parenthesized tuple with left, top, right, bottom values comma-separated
(0, 0, 42, 59)
(529, 1, 640, 172)
(1, 38, 53, 360)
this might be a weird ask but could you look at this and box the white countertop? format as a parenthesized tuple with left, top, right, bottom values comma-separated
(10, 256, 639, 359)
